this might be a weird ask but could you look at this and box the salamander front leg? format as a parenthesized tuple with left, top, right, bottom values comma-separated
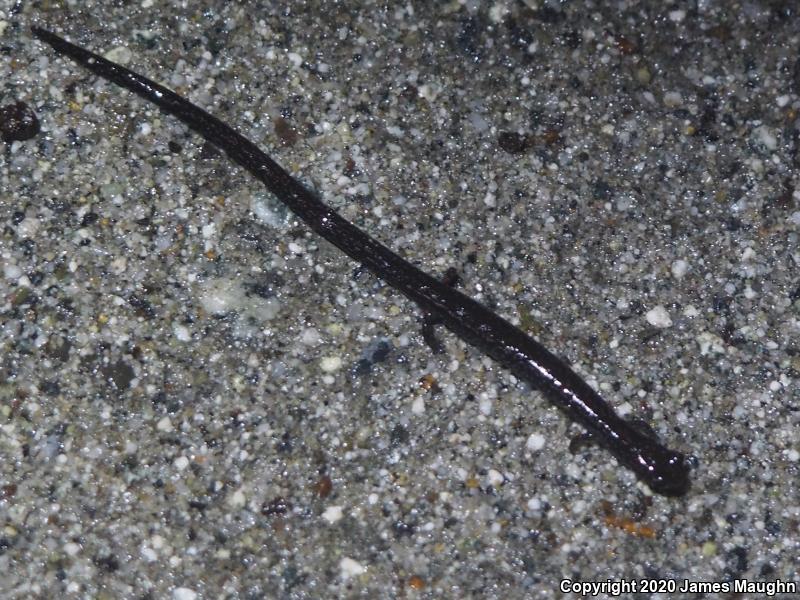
(419, 267, 461, 354)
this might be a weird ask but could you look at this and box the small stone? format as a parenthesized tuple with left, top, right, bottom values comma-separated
(4, 263, 22, 280)
(635, 66, 651, 85)
(754, 126, 777, 151)
(645, 305, 672, 328)
(0, 102, 40, 142)
(261, 496, 291, 516)
(274, 116, 298, 146)
(287, 52, 303, 68)
(104, 45, 133, 65)
(663, 91, 683, 108)
(339, 557, 365, 579)
(486, 469, 504, 487)
(102, 360, 136, 390)
(701, 541, 717, 556)
(322, 505, 343, 523)
(172, 588, 197, 600)
(671, 259, 688, 279)
(497, 131, 530, 154)
(228, 488, 246, 508)
(173, 323, 191, 342)
(526, 432, 546, 451)
(668, 9, 686, 22)
(320, 356, 342, 372)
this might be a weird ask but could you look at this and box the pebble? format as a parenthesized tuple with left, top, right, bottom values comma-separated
(486, 469, 504, 487)
(322, 505, 344, 524)
(103, 45, 133, 65)
(526, 433, 546, 451)
(320, 356, 342, 372)
(0, 101, 40, 142)
(671, 259, 688, 279)
(172, 588, 197, 600)
(173, 323, 191, 342)
(339, 557, 365, 579)
(645, 305, 673, 328)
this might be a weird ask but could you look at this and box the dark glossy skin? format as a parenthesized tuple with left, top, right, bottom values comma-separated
(32, 26, 691, 496)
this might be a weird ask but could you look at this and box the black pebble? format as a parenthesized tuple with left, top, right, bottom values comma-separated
(0, 101, 40, 142)
(498, 131, 530, 154)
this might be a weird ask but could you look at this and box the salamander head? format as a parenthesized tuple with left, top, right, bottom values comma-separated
(642, 449, 691, 496)
(612, 418, 691, 497)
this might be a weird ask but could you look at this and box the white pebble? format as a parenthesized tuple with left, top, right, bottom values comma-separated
(64, 542, 81, 556)
(671, 259, 688, 279)
(287, 52, 303, 68)
(17, 216, 40, 237)
(417, 83, 441, 102)
(526, 433, 546, 451)
(754, 126, 777, 151)
(486, 469, 504, 487)
(411, 396, 425, 415)
(228, 488, 246, 508)
(786, 449, 800, 462)
(104, 45, 133, 65)
(251, 194, 289, 228)
(201, 223, 216, 238)
(156, 417, 173, 432)
(339, 557, 365, 579)
(320, 356, 342, 373)
(4, 263, 22, 280)
(141, 546, 157, 561)
(668, 9, 686, 22)
(172, 588, 197, 600)
(173, 324, 191, 342)
(489, 2, 509, 23)
(300, 327, 321, 345)
(174, 456, 190, 470)
(322, 505, 343, 523)
(199, 278, 240, 315)
(645, 305, 672, 328)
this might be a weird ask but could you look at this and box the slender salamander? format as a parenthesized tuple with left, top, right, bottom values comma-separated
(32, 26, 691, 496)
